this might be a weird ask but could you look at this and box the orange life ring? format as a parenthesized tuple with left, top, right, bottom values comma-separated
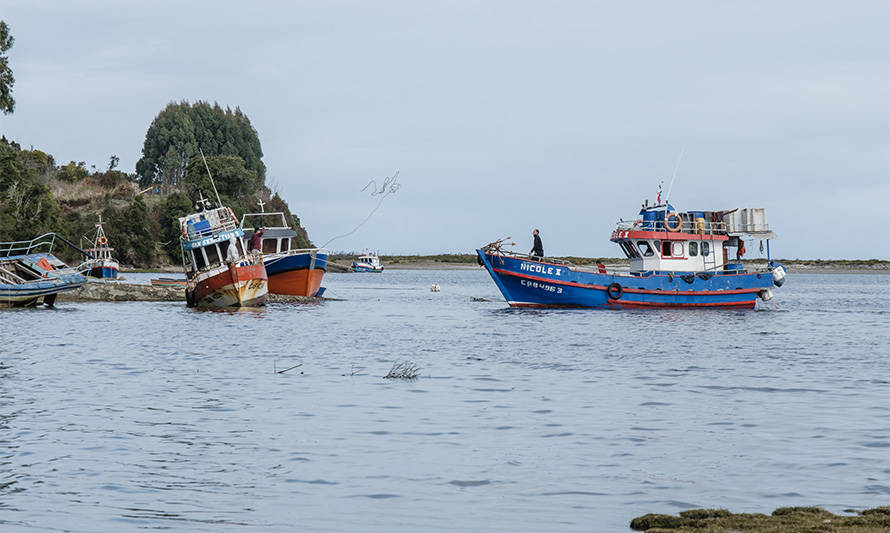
(664, 213, 682, 232)
(97, 235, 108, 245)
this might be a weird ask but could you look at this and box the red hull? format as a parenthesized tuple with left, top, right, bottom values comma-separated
(267, 268, 325, 297)
(192, 263, 268, 307)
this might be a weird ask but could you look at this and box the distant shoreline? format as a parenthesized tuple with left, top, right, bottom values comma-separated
(337, 255, 890, 273)
(123, 257, 890, 274)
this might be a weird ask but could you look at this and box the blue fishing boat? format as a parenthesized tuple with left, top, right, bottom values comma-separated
(477, 201, 786, 309)
(79, 216, 119, 279)
(0, 238, 86, 307)
(352, 251, 383, 273)
(240, 209, 329, 297)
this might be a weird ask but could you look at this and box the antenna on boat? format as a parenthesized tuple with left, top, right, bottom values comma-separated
(199, 148, 223, 208)
(665, 145, 686, 207)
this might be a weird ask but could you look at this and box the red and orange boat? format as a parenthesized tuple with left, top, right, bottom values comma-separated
(179, 202, 268, 308)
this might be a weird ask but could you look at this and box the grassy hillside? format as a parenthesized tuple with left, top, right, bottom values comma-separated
(0, 136, 310, 268)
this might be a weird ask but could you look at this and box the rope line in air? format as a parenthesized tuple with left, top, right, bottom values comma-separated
(321, 171, 401, 248)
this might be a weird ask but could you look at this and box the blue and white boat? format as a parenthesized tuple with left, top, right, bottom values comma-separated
(1, 233, 87, 307)
(240, 210, 329, 297)
(79, 216, 119, 279)
(477, 201, 786, 309)
(352, 251, 384, 273)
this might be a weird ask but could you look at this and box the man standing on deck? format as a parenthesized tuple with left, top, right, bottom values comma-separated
(530, 229, 544, 258)
(249, 227, 265, 254)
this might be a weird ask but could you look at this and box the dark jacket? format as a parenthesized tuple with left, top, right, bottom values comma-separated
(532, 234, 543, 257)
(248, 228, 265, 252)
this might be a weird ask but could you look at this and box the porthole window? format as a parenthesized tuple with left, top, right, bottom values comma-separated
(689, 242, 698, 256)
(702, 242, 710, 256)
(672, 242, 683, 256)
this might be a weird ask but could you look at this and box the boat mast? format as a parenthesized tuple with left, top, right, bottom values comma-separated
(199, 148, 223, 208)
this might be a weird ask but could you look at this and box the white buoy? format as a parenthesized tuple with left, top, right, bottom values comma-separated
(772, 265, 786, 287)
(430, 283, 440, 292)
(759, 288, 774, 301)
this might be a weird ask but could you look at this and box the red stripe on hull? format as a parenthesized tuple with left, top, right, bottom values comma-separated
(611, 230, 729, 241)
(492, 267, 761, 296)
(267, 268, 325, 297)
(607, 299, 755, 309)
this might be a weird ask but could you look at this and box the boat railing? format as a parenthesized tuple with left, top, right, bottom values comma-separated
(615, 218, 728, 236)
(240, 212, 289, 230)
(181, 207, 239, 240)
(289, 247, 330, 255)
(0, 233, 60, 257)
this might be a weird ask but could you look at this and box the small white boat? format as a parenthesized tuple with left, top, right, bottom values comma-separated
(352, 251, 384, 273)
(79, 216, 119, 279)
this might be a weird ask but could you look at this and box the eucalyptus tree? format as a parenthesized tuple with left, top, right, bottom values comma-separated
(0, 21, 15, 114)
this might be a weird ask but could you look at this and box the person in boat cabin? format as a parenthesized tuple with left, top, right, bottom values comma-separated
(225, 237, 240, 263)
(248, 228, 266, 253)
(531, 229, 544, 258)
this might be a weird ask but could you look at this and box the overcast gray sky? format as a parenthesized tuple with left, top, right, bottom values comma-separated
(2, 1, 888, 259)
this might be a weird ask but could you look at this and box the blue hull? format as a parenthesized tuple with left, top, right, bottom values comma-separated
(353, 265, 383, 273)
(264, 251, 328, 276)
(88, 266, 118, 279)
(477, 249, 774, 309)
(0, 253, 86, 307)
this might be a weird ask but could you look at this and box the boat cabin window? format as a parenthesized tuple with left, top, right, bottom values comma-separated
(689, 242, 698, 256)
(282, 238, 291, 252)
(205, 243, 221, 265)
(620, 241, 639, 258)
(262, 238, 277, 254)
(193, 248, 207, 270)
(661, 241, 672, 257)
(701, 242, 711, 256)
(672, 242, 683, 257)
(637, 241, 654, 257)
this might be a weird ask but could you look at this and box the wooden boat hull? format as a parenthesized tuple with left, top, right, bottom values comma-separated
(477, 249, 773, 310)
(0, 253, 86, 308)
(151, 278, 187, 287)
(188, 263, 268, 308)
(264, 251, 327, 296)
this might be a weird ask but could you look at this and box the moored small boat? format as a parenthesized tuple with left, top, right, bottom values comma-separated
(477, 198, 786, 309)
(0, 252, 86, 308)
(240, 210, 328, 297)
(179, 200, 268, 308)
(150, 277, 187, 288)
(79, 216, 119, 279)
(352, 251, 383, 273)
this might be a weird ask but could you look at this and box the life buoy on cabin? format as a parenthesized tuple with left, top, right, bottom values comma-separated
(97, 236, 108, 245)
(607, 282, 623, 300)
(664, 213, 682, 232)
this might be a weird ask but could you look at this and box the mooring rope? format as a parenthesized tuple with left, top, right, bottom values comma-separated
(320, 171, 401, 248)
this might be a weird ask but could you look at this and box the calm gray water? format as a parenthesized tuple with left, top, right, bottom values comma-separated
(1, 269, 889, 532)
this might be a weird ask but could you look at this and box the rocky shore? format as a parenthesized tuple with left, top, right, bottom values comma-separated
(56, 281, 327, 303)
(630, 506, 890, 532)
